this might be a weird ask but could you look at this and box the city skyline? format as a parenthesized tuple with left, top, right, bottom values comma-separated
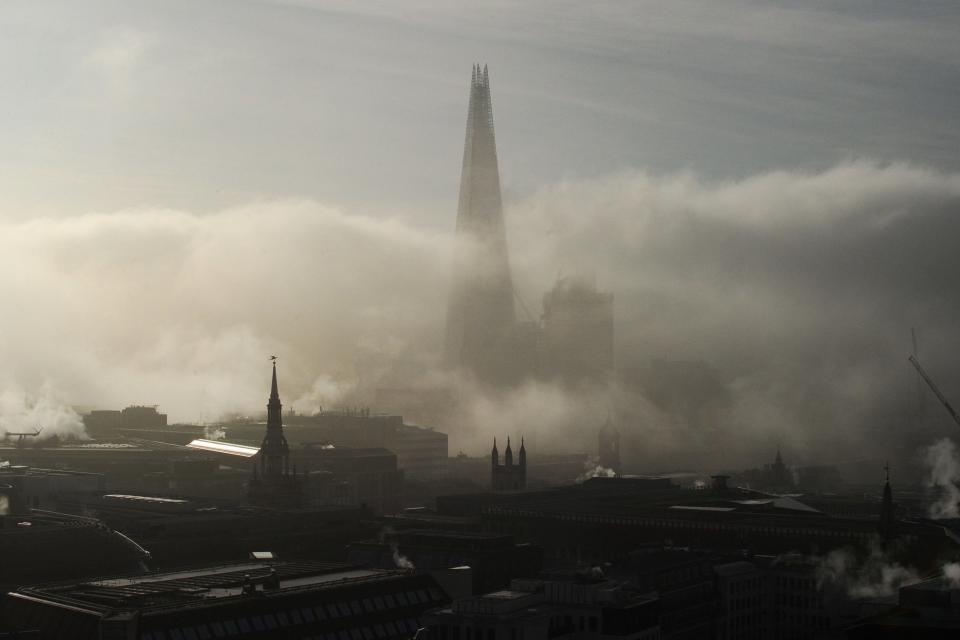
(0, 2, 958, 470)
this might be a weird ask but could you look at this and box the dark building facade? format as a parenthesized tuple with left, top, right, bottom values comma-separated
(538, 275, 614, 385)
(55, 491, 377, 569)
(491, 437, 526, 492)
(348, 529, 542, 595)
(5, 561, 449, 640)
(225, 410, 448, 479)
(437, 477, 958, 570)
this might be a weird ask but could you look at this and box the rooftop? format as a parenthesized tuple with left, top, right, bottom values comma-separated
(13, 561, 416, 614)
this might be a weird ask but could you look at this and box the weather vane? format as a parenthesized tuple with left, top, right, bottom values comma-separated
(270, 355, 277, 362)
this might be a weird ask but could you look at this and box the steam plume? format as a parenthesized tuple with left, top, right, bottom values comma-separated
(924, 438, 960, 519)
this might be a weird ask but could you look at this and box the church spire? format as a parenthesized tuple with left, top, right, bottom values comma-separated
(270, 358, 279, 401)
(259, 357, 289, 479)
(879, 461, 896, 540)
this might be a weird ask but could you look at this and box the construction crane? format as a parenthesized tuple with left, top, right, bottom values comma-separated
(908, 355, 960, 429)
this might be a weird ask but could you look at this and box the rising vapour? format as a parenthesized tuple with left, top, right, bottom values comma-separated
(0, 383, 86, 442)
(924, 438, 960, 519)
(1, 163, 959, 468)
(815, 541, 920, 599)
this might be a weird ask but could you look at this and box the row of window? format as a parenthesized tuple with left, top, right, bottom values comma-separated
(142, 615, 424, 640)
(138, 587, 442, 640)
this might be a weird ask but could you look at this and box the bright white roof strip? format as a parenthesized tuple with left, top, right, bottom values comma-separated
(186, 438, 259, 458)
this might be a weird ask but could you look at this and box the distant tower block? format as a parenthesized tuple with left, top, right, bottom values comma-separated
(539, 274, 614, 385)
(445, 64, 517, 384)
(598, 419, 621, 476)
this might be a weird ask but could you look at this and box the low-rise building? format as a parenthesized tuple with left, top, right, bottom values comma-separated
(5, 561, 450, 640)
(424, 575, 659, 640)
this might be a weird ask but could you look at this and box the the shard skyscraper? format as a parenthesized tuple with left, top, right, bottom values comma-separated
(445, 64, 518, 384)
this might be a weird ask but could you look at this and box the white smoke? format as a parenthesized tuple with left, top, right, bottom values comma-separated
(0, 162, 959, 470)
(576, 457, 617, 483)
(0, 383, 87, 441)
(923, 438, 960, 519)
(379, 527, 415, 570)
(203, 425, 226, 441)
(942, 562, 960, 588)
(815, 542, 920, 599)
(0, 495, 8, 516)
(392, 545, 416, 570)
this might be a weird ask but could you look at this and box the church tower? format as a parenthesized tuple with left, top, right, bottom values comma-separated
(248, 360, 303, 508)
(445, 64, 517, 385)
(878, 462, 896, 540)
(491, 434, 527, 492)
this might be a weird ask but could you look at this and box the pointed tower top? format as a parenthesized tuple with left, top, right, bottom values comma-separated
(520, 436, 525, 452)
(506, 436, 512, 452)
(775, 446, 783, 465)
(270, 359, 280, 401)
(492, 437, 498, 452)
(884, 460, 891, 484)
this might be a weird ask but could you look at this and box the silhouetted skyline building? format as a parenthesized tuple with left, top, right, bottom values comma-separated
(491, 436, 526, 492)
(445, 64, 517, 385)
(538, 274, 614, 384)
(879, 462, 897, 540)
(247, 361, 303, 508)
(769, 446, 793, 490)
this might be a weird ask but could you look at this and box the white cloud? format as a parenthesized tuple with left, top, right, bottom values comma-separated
(1, 161, 958, 468)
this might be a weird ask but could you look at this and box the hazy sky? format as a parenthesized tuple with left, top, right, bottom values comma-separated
(1, 2, 959, 468)
(1, 0, 959, 221)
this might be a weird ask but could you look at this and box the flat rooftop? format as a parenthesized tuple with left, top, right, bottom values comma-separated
(15, 561, 411, 613)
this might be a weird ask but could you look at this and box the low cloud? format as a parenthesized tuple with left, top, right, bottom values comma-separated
(1, 162, 959, 470)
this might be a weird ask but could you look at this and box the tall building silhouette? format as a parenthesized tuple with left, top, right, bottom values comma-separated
(248, 361, 303, 508)
(445, 64, 517, 384)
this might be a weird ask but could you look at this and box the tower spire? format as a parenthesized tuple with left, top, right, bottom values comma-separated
(445, 63, 516, 384)
(248, 357, 303, 508)
(879, 461, 896, 540)
(270, 358, 279, 401)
